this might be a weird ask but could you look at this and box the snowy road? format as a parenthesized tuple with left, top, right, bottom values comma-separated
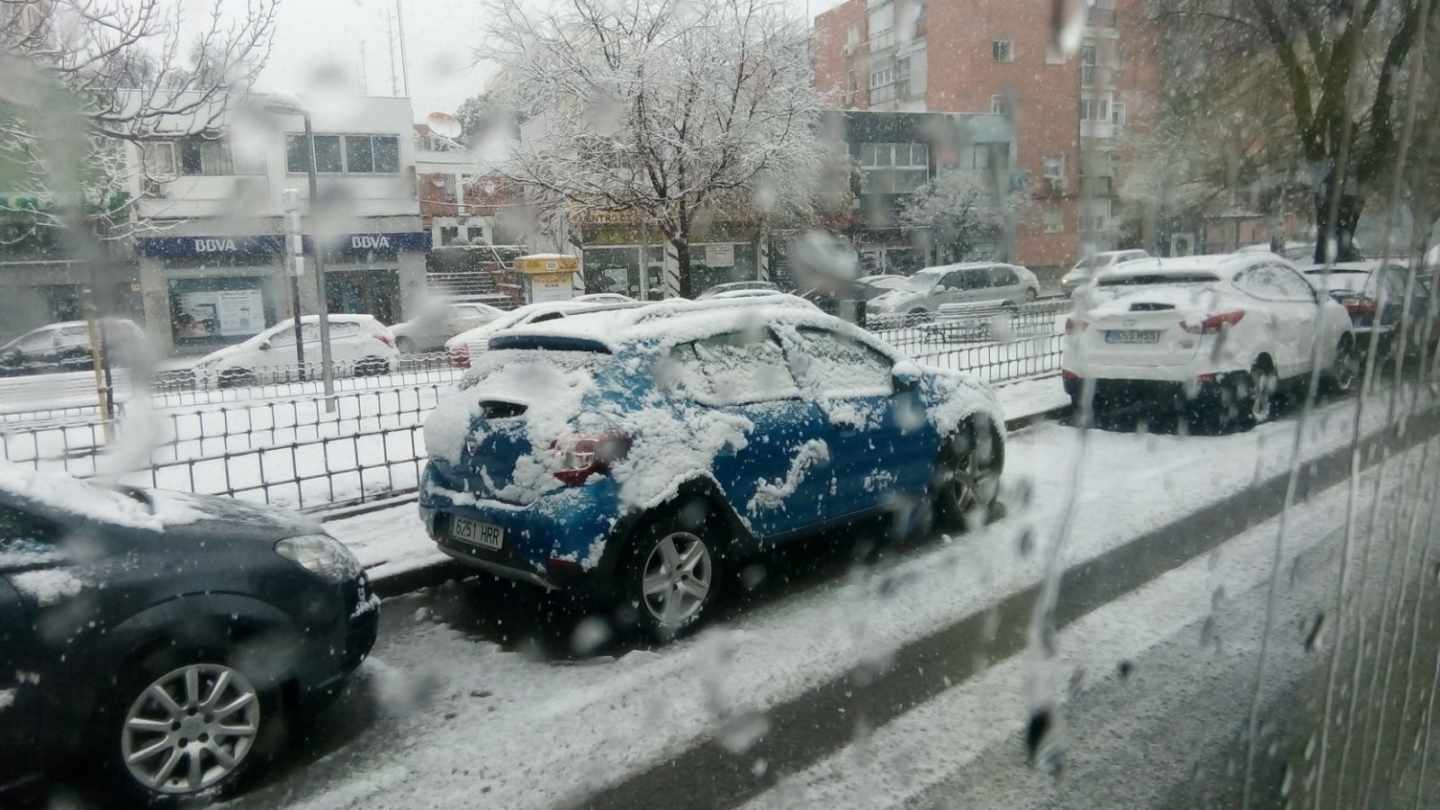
(196, 384, 1440, 810)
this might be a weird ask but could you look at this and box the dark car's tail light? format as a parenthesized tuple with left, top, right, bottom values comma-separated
(552, 432, 631, 486)
(376, 333, 395, 347)
(1180, 310, 1245, 334)
(1340, 294, 1378, 322)
(1065, 317, 1088, 334)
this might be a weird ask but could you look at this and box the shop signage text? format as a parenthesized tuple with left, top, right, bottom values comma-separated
(139, 231, 432, 258)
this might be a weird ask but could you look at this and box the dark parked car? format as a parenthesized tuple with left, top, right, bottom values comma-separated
(1301, 261, 1435, 357)
(0, 466, 378, 805)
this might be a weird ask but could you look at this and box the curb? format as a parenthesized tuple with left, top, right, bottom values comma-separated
(361, 402, 1074, 598)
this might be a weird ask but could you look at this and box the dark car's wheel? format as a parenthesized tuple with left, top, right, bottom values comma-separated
(1324, 335, 1357, 395)
(935, 417, 1004, 528)
(1241, 358, 1278, 429)
(1024, 287, 1038, 302)
(622, 499, 724, 641)
(396, 336, 415, 355)
(105, 649, 284, 806)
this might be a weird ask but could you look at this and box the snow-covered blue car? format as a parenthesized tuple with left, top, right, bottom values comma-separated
(418, 296, 1005, 638)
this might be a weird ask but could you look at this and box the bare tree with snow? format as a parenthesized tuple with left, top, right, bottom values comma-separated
(478, 0, 830, 297)
(899, 168, 1032, 264)
(0, 0, 279, 239)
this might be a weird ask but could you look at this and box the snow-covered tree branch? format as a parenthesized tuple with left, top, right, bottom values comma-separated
(477, 0, 831, 297)
(0, 0, 279, 239)
(899, 169, 1031, 263)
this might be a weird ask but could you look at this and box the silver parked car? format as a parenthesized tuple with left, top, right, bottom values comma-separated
(866, 262, 1041, 321)
(1060, 249, 1151, 296)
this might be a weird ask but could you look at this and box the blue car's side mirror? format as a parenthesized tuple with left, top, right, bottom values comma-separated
(893, 360, 922, 391)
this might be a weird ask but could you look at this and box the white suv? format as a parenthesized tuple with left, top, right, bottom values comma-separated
(1062, 254, 1356, 430)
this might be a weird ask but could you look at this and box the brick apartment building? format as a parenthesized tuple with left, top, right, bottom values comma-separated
(812, 0, 1162, 276)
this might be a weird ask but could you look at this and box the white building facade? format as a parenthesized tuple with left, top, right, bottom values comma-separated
(126, 95, 428, 355)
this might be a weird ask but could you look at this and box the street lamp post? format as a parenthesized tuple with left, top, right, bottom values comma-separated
(300, 111, 336, 406)
(264, 97, 335, 407)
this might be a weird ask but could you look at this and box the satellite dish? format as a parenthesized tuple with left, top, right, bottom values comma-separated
(426, 112, 462, 139)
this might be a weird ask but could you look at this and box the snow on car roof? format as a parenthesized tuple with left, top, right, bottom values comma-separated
(498, 295, 865, 353)
(915, 262, 993, 276)
(1096, 253, 1260, 281)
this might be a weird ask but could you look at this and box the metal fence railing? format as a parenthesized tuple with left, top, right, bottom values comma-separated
(1, 302, 1069, 509)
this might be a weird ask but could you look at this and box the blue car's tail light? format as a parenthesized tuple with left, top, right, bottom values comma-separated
(552, 432, 631, 486)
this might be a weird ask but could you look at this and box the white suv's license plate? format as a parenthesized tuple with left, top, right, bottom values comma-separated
(1105, 329, 1162, 344)
(450, 517, 504, 551)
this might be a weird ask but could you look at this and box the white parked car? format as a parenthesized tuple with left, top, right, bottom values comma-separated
(1059, 249, 1151, 297)
(391, 300, 505, 354)
(191, 314, 399, 388)
(445, 299, 640, 368)
(1062, 253, 1356, 430)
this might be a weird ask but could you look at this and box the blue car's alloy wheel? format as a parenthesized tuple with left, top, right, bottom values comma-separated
(641, 531, 714, 633)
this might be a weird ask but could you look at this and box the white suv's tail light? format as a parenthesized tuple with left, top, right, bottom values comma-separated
(1180, 310, 1245, 335)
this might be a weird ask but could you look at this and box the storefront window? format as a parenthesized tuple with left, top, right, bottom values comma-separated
(168, 276, 272, 346)
(688, 242, 757, 294)
(582, 246, 641, 297)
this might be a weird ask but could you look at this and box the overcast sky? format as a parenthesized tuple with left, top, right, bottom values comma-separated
(237, 0, 845, 122)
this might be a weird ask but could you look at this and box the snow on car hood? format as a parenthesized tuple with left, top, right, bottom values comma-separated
(866, 289, 924, 312)
(0, 461, 206, 531)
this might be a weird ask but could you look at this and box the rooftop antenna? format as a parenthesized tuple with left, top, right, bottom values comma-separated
(359, 40, 369, 94)
(395, 0, 412, 97)
(386, 9, 400, 95)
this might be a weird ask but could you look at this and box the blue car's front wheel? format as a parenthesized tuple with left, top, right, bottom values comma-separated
(935, 418, 1004, 529)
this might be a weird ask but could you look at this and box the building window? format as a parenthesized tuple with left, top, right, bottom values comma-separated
(847, 70, 858, 103)
(286, 134, 399, 174)
(870, 66, 894, 88)
(859, 142, 930, 193)
(178, 137, 235, 176)
(992, 39, 1013, 63)
(1112, 102, 1127, 127)
(440, 226, 461, 246)
(991, 94, 1011, 116)
(1044, 209, 1064, 233)
(895, 57, 911, 98)
(1080, 97, 1110, 122)
(1081, 44, 1098, 86)
(1042, 155, 1066, 179)
(142, 142, 177, 177)
(847, 24, 860, 47)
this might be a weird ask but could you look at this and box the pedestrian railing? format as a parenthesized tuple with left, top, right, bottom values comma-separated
(1, 302, 1071, 509)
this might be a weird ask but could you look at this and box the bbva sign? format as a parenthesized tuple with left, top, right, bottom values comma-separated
(351, 234, 391, 249)
(194, 238, 239, 252)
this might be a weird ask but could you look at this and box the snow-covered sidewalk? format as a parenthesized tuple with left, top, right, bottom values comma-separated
(226, 386, 1432, 810)
(330, 374, 1072, 585)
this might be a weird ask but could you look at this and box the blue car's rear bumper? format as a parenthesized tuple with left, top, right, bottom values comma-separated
(418, 462, 627, 591)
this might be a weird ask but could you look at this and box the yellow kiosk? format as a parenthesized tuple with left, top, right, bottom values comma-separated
(514, 254, 581, 304)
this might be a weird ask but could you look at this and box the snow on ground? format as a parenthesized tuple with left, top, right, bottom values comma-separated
(739, 437, 1433, 810)
(228, 386, 1430, 810)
